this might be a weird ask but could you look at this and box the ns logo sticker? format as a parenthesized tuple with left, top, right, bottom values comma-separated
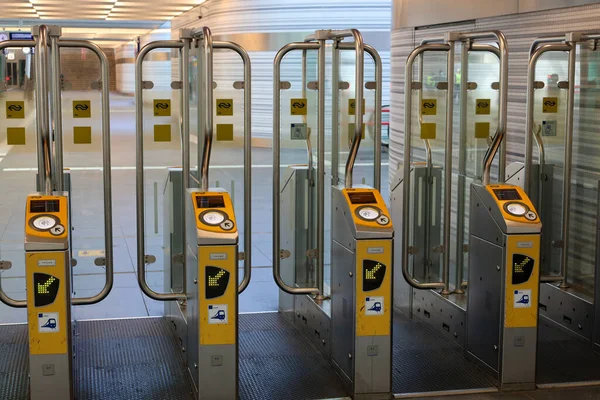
(7, 104, 22, 111)
(74, 104, 89, 111)
(155, 102, 169, 110)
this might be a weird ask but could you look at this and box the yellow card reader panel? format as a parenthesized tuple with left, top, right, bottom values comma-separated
(25, 195, 69, 243)
(485, 184, 540, 225)
(192, 191, 237, 235)
(342, 188, 392, 230)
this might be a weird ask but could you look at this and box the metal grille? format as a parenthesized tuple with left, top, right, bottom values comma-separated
(392, 312, 497, 394)
(239, 313, 348, 400)
(74, 317, 195, 400)
(537, 319, 600, 384)
(0, 324, 28, 400)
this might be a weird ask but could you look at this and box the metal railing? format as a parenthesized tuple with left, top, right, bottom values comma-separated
(135, 28, 252, 301)
(524, 32, 600, 285)
(0, 26, 114, 307)
(273, 28, 376, 296)
(402, 31, 508, 294)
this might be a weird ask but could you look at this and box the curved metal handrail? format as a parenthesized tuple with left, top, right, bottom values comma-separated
(59, 40, 115, 305)
(273, 41, 321, 295)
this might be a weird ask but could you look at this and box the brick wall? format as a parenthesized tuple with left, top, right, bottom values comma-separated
(60, 47, 117, 91)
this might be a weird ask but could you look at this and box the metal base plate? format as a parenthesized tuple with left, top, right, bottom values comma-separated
(537, 317, 600, 384)
(393, 312, 498, 394)
(239, 312, 348, 400)
(0, 324, 28, 400)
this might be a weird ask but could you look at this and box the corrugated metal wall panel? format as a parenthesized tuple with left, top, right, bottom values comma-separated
(389, 3, 600, 292)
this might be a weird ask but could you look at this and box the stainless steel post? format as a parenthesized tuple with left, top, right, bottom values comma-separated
(135, 40, 186, 301)
(316, 39, 326, 299)
(50, 33, 63, 191)
(181, 38, 190, 191)
(59, 40, 114, 305)
(402, 43, 450, 291)
(331, 41, 340, 185)
(198, 27, 213, 191)
(343, 29, 364, 188)
(441, 40, 455, 295)
(213, 41, 253, 294)
(455, 40, 469, 294)
(370, 44, 382, 190)
(273, 42, 321, 295)
(34, 25, 52, 194)
(560, 41, 577, 289)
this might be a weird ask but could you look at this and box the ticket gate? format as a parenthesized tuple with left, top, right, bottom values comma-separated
(0, 25, 114, 400)
(390, 30, 541, 395)
(273, 29, 393, 399)
(506, 31, 600, 386)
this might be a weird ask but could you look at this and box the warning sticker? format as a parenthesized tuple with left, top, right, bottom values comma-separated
(73, 100, 91, 118)
(421, 99, 437, 116)
(514, 289, 532, 308)
(542, 97, 558, 113)
(208, 304, 228, 324)
(216, 99, 233, 116)
(38, 312, 59, 333)
(542, 120, 557, 137)
(475, 122, 490, 139)
(290, 98, 307, 115)
(420, 123, 436, 139)
(365, 296, 384, 316)
(153, 99, 171, 117)
(291, 123, 307, 140)
(6, 101, 25, 119)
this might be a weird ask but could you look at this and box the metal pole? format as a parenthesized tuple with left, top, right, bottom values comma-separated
(273, 42, 320, 295)
(455, 40, 469, 294)
(316, 39, 326, 299)
(181, 38, 190, 191)
(135, 40, 186, 302)
(441, 40, 455, 295)
(402, 43, 449, 291)
(213, 41, 253, 294)
(199, 27, 213, 191)
(480, 31, 508, 186)
(344, 29, 364, 188)
(560, 42, 577, 289)
(34, 25, 52, 194)
(369, 44, 383, 191)
(331, 41, 340, 185)
(59, 40, 114, 305)
(50, 34, 63, 191)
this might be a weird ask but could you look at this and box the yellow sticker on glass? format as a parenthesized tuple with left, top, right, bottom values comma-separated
(154, 125, 171, 142)
(420, 123, 436, 139)
(290, 98, 307, 115)
(217, 124, 234, 141)
(475, 122, 490, 139)
(421, 99, 437, 116)
(153, 99, 171, 117)
(475, 99, 491, 115)
(348, 123, 366, 142)
(348, 98, 366, 116)
(74, 126, 92, 144)
(7, 127, 25, 145)
(73, 100, 91, 118)
(542, 97, 558, 113)
(216, 99, 233, 116)
(6, 101, 24, 119)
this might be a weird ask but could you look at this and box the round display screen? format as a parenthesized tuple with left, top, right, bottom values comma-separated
(202, 211, 226, 225)
(357, 207, 380, 221)
(32, 216, 56, 230)
(505, 202, 527, 216)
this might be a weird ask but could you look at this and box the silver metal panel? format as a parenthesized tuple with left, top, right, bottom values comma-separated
(30, 353, 71, 400)
(355, 335, 391, 398)
(294, 295, 332, 358)
(595, 180, 600, 347)
(331, 240, 356, 383)
(392, 0, 519, 29)
(390, 167, 411, 315)
(198, 344, 237, 399)
(466, 235, 503, 375)
(411, 290, 467, 348)
(500, 327, 536, 390)
(185, 192, 199, 390)
(164, 169, 186, 314)
(540, 283, 593, 340)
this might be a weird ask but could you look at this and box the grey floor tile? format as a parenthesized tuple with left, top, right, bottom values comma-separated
(239, 280, 279, 313)
(72, 287, 149, 320)
(0, 276, 25, 293)
(72, 271, 139, 292)
(0, 302, 27, 324)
